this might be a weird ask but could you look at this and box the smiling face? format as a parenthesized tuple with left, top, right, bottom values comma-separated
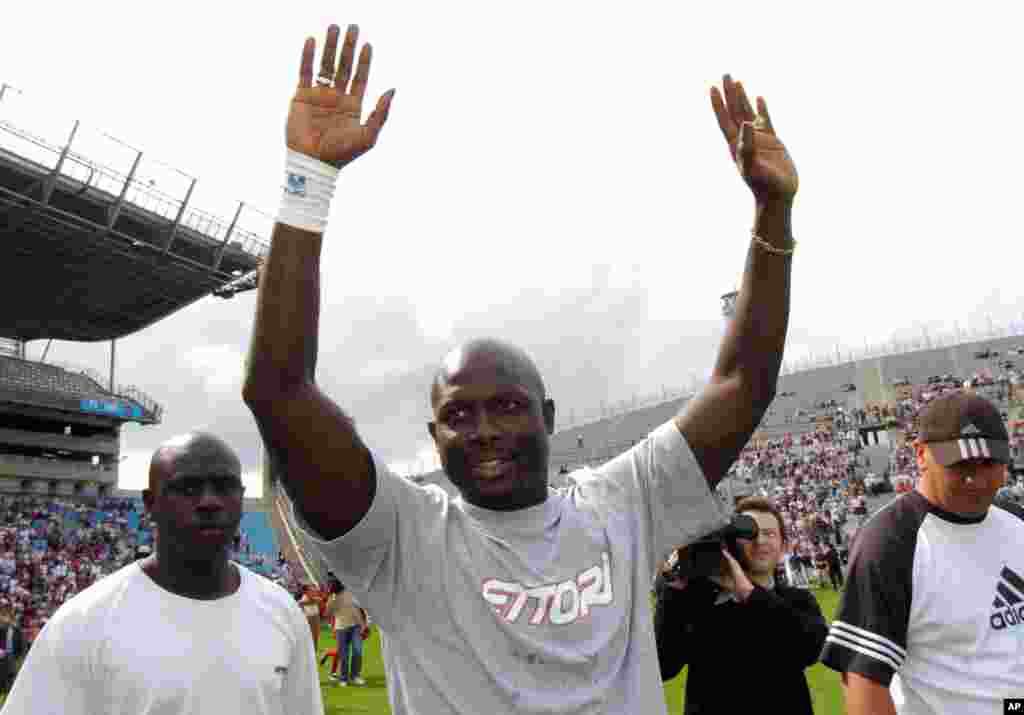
(428, 339, 555, 511)
(736, 509, 785, 579)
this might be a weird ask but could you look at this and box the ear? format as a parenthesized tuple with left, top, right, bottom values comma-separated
(914, 440, 928, 467)
(543, 399, 556, 435)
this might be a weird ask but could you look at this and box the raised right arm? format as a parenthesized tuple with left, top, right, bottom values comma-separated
(242, 23, 394, 540)
(243, 223, 374, 539)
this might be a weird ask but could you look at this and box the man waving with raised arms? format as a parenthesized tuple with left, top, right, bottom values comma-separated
(243, 22, 799, 715)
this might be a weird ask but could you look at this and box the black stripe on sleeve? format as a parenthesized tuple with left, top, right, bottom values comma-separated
(819, 492, 928, 686)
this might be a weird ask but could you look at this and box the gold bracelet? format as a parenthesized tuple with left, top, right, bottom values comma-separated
(751, 232, 796, 257)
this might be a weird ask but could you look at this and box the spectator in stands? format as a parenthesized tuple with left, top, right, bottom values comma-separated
(731, 427, 864, 549)
(851, 493, 868, 523)
(821, 391, 1024, 714)
(1, 433, 323, 715)
(242, 24, 798, 715)
(0, 605, 24, 694)
(653, 497, 827, 714)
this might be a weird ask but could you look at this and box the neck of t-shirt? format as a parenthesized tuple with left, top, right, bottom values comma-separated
(458, 490, 562, 533)
(140, 556, 241, 600)
(913, 490, 988, 525)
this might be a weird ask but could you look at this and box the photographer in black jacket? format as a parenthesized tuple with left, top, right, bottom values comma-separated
(654, 496, 828, 714)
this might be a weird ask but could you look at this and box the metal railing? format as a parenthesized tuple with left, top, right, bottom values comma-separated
(558, 319, 1024, 436)
(49, 361, 162, 420)
(0, 85, 271, 263)
(0, 453, 114, 470)
(779, 318, 1024, 375)
(555, 385, 698, 433)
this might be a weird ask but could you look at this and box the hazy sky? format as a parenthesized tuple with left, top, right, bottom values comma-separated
(1, 1, 1022, 496)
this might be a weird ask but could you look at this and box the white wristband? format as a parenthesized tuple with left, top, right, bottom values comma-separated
(277, 149, 340, 233)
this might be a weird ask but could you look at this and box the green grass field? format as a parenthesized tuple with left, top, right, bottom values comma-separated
(0, 587, 845, 713)
(315, 587, 845, 714)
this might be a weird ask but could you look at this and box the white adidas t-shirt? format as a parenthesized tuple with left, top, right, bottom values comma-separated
(821, 491, 1024, 713)
(294, 419, 729, 715)
(0, 561, 322, 715)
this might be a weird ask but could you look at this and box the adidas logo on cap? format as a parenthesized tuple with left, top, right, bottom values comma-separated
(961, 423, 983, 436)
(990, 566, 1024, 631)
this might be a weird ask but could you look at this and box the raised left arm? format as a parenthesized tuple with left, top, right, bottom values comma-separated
(675, 74, 797, 488)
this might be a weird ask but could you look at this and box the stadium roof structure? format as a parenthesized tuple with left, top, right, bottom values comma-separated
(0, 84, 266, 342)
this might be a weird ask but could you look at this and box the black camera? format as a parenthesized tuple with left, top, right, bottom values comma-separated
(668, 513, 759, 581)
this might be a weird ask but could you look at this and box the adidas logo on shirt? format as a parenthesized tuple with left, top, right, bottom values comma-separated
(990, 566, 1024, 631)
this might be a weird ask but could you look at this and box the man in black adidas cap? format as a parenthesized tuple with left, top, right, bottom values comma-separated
(820, 390, 1024, 715)
(914, 390, 1012, 517)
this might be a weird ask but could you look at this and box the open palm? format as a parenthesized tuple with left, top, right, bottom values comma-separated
(287, 24, 394, 168)
(710, 75, 797, 203)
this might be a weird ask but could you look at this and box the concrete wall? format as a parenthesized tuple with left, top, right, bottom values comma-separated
(778, 335, 1021, 403)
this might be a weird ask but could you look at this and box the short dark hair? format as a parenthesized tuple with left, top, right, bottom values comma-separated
(735, 496, 787, 544)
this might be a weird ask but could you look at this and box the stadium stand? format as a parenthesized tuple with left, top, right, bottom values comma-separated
(0, 83, 267, 341)
(0, 357, 108, 398)
(0, 84, 285, 686)
(239, 510, 277, 560)
(0, 494, 281, 655)
(408, 333, 1024, 588)
(550, 396, 693, 477)
(0, 353, 161, 499)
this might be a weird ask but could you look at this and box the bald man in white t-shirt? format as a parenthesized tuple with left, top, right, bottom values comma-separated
(1, 433, 322, 715)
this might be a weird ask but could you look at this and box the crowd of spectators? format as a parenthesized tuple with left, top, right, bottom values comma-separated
(0, 494, 280, 671)
(726, 428, 866, 586)
(2, 366, 1023, 693)
(0, 496, 143, 648)
(722, 364, 1024, 588)
(884, 373, 1024, 490)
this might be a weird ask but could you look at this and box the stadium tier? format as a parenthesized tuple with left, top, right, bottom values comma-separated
(239, 510, 277, 560)
(0, 355, 162, 498)
(0, 85, 273, 572)
(410, 333, 1024, 497)
(0, 86, 296, 680)
(772, 334, 1024, 419)
(549, 395, 693, 476)
(0, 95, 268, 341)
